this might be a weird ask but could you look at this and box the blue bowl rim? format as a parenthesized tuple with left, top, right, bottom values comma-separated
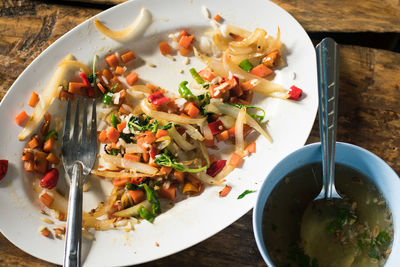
(252, 141, 400, 266)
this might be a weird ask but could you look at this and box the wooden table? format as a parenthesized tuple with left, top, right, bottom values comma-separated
(1, 0, 399, 266)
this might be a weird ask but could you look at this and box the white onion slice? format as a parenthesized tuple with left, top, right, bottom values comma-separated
(181, 124, 204, 141)
(94, 7, 151, 42)
(235, 107, 246, 153)
(102, 154, 158, 175)
(169, 125, 196, 151)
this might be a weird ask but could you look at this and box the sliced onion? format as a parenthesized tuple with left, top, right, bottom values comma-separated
(91, 170, 151, 179)
(83, 217, 116, 230)
(141, 99, 205, 125)
(221, 25, 251, 38)
(196, 140, 210, 166)
(58, 60, 91, 75)
(235, 107, 247, 153)
(214, 164, 235, 181)
(219, 115, 236, 129)
(155, 136, 171, 150)
(102, 154, 158, 175)
(128, 85, 152, 94)
(195, 172, 224, 185)
(94, 7, 151, 41)
(204, 102, 222, 115)
(201, 121, 213, 140)
(214, 102, 272, 142)
(125, 143, 144, 154)
(18, 54, 77, 141)
(229, 28, 266, 48)
(181, 124, 204, 141)
(113, 200, 152, 217)
(169, 125, 196, 151)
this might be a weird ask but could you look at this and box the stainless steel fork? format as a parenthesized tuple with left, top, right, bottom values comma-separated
(62, 98, 97, 267)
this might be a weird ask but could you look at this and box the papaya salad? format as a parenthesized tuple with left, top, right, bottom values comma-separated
(15, 22, 303, 237)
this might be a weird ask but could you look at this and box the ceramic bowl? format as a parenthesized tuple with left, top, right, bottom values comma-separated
(253, 142, 400, 266)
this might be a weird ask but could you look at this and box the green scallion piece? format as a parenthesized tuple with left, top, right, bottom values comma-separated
(111, 114, 120, 129)
(239, 59, 253, 72)
(44, 130, 58, 142)
(102, 92, 113, 105)
(189, 68, 205, 84)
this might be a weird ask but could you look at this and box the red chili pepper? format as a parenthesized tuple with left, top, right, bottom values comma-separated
(148, 91, 170, 105)
(288, 85, 303, 100)
(150, 146, 158, 160)
(208, 120, 225, 135)
(40, 168, 59, 189)
(80, 73, 95, 97)
(206, 160, 226, 177)
(0, 159, 8, 181)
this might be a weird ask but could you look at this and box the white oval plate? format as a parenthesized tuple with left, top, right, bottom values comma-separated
(0, 0, 317, 265)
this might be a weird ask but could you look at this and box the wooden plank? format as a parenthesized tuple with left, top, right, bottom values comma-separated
(66, 0, 400, 32)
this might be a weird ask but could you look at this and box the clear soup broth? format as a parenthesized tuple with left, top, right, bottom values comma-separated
(262, 163, 393, 267)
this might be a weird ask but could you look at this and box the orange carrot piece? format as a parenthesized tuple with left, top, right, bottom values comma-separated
(41, 228, 51, 237)
(128, 190, 146, 204)
(24, 160, 34, 172)
(28, 92, 39, 107)
(124, 153, 141, 162)
(119, 105, 130, 115)
(250, 64, 273, 78)
(228, 153, 244, 168)
(142, 151, 149, 163)
(107, 127, 119, 143)
(117, 121, 127, 132)
(28, 136, 40, 149)
(105, 54, 119, 68)
(209, 154, 217, 164)
(159, 184, 176, 200)
(146, 83, 158, 91)
(142, 131, 156, 144)
(126, 71, 138, 86)
(43, 137, 54, 152)
(184, 102, 199, 118)
(115, 66, 124, 76)
(213, 14, 221, 22)
(68, 82, 85, 95)
(241, 80, 255, 90)
(178, 30, 188, 38)
(111, 142, 120, 149)
(174, 170, 186, 183)
(159, 41, 171, 56)
(46, 152, 60, 164)
(245, 141, 256, 154)
(40, 193, 54, 208)
(178, 35, 194, 49)
(155, 129, 169, 139)
(21, 149, 34, 161)
(204, 138, 215, 147)
(198, 69, 215, 82)
(33, 151, 48, 174)
(120, 51, 135, 63)
(179, 46, 192, 56)
(216, 130, 229, 142)
(219, 185, 232, 197)
(102, 68, 113, 80)
(15, 111, 29, 126)
(160, 166, 172, 176)
(97, 83, 106, 94)
(112, 177, 130, 187)
(98, 130, 108, 143)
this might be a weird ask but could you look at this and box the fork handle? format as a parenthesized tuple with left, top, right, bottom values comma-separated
(64, 162, 83, 267)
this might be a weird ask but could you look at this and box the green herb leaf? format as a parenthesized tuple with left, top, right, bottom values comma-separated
(128, 113, 157, 133)
(161, 122, 173, 130)
(119, 133, 135, 143)
(125, 183, 144, 191)
(239, 59, 253, 72)
(237, 190, 256, 199)
(44, 130, 58, 142)
(229, 103, 266, 122)
(143, 183, 160, 214)
(189, 68, 205, 84)
(154, 150, 209, 173)
(110, 148, 120, 156)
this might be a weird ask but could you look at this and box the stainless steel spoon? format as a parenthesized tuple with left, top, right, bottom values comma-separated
(314, 37, 341, 200)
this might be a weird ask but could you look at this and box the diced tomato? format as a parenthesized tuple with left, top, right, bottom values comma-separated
(148, 91, 170, 106)
(79, 73, 94, 97)
(208, 120, 225, 135)
(0, 160, 8, 181)
(206, 160, 226, 177)
(40, 168, 59, 189)
(288, 85, 303, 100)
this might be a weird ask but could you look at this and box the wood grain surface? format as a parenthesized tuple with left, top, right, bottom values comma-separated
(1, 0, 400, 266)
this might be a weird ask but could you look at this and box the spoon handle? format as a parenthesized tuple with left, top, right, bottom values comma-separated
(316, 38, 340, 199)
